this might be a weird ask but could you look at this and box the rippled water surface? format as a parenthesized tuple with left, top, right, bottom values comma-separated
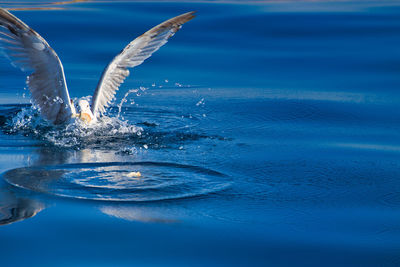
(1, 1, 400, 266)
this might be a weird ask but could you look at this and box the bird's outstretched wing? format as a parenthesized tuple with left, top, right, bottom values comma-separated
(0, 8, 74, 124)
(91, 11, 195, 117)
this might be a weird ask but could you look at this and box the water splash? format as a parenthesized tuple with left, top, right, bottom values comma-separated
(117, 89, 139, 119)
(2, 104, 142, 149)
(1, 87, 225, 151)
(116, 87, 148, 120)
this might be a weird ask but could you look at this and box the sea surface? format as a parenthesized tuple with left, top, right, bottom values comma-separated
(0, 0, 400, 266)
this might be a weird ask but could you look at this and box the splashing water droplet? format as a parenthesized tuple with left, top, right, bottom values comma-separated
(117, 89, 138, 119)
(196, 98, 205, 107)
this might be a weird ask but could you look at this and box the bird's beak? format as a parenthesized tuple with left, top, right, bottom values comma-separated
(79, 112, 92, 123)
(71, 113, 79, 118)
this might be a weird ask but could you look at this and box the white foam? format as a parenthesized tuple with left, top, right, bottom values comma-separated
(7, 104, 143, 148)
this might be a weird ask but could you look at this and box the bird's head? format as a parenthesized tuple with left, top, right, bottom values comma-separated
(78, 99, 90, 112)
(77, 100, 94, 123)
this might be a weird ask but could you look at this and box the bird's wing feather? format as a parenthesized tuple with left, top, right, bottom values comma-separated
(91, 11, 195, 117)
(0, 8, 74, 124)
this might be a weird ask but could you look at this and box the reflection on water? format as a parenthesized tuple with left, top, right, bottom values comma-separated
(0, 146, 175, 225)
(99, 205, 177, 223)
(0, 175, 180, 226)
(0, 137, 229, 224)
(0, 182, 44, 225)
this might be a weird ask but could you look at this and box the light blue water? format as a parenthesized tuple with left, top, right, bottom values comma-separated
(1, 1, 400, 266)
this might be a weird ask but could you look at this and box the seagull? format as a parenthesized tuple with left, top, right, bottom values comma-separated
(0, 8, 195, 124)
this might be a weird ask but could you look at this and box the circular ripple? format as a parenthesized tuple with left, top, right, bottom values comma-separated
(1, 162, 230, 202)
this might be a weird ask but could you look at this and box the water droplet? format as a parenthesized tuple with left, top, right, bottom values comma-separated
(196, 98, 205, 106)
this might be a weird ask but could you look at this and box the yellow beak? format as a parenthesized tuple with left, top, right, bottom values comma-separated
(79, 112, 92, 123)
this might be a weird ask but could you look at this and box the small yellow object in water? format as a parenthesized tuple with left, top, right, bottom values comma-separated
(126, 171, 141, 178)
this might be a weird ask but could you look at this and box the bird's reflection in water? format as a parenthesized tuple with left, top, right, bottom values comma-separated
(0, 147, 78, 226)
(0, 146, 179, 225)
(0, 182, 45, 226)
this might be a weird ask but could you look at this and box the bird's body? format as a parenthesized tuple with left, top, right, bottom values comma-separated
(0, 8, 195, 124)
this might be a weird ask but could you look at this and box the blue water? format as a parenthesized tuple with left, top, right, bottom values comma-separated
(1, 1, 400, 266)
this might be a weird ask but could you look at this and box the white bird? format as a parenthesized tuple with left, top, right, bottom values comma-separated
(0, 8, 195, 124)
